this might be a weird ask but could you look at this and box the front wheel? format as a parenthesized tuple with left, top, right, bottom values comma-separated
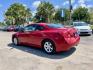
(12, 37, 19, 45)
(42, 40, 55, 54)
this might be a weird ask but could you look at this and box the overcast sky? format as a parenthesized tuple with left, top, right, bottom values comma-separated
(0, 0, 93, 22)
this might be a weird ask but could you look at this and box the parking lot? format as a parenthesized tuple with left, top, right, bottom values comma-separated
(0, 31, 93, 70)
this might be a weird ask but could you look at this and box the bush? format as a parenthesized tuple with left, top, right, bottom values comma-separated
(90, 25, 93, 29)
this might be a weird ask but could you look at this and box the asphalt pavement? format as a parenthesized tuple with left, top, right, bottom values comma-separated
(0, 31, 93, 70)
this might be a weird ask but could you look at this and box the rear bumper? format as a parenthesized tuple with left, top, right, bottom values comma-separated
(55, 36, 80, 52)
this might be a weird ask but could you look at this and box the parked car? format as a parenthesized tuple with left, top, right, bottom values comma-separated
(14, 25, 24, 32)
(6, 25, 16, 31)
(72, 22, 92, 35)
(12, 23, 80, 54)
(2, 26, 9, 31)
(0, 26, 3, 31)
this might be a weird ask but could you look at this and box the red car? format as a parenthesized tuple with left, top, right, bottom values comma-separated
(12, 23, 80, 54)
(7, 25, 16, 31)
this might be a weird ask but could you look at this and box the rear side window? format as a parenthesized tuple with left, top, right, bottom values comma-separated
(47, 24, 64, 28)
(36, 25, 45, 30)
(24, 24, 45, 31)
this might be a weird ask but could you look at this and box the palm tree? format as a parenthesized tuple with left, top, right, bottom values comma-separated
(5, 3, 32, 25)
(36, 1, 54, 23)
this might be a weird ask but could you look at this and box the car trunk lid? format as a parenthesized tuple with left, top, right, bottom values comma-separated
(58, 27, 80, 45)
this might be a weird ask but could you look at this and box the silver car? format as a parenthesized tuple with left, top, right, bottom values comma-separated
(72, 22, 92, 35)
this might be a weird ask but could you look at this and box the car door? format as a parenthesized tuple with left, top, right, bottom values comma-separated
(18, 25, 36, 44)
(28, 25, 45, 47)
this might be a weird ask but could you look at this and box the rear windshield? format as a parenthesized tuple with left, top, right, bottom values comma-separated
(47, 24, 64, 28)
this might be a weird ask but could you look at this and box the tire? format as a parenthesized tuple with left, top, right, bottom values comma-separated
(12, 37, 19, 45)
(42, 40, 55, 54)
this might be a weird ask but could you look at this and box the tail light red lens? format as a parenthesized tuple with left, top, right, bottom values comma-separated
(59, 31, 71, 38)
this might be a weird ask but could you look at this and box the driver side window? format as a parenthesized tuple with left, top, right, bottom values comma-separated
(36, 25, 45, 31)
(24, 25, 36, 32)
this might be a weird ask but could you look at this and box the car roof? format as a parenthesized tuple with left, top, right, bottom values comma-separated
(37, 23, 47, 26)
(28, 23, 47, 26)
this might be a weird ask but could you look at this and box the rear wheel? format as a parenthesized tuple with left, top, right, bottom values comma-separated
(42, 40, 55, 54)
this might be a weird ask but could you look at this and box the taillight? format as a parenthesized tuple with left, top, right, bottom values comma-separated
(59, 31, 71, 38)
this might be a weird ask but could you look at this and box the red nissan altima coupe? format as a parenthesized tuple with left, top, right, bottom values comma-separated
(12, 23, 80, 54)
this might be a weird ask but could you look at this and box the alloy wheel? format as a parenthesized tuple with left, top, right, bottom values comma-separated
(43, 41, 54, 53)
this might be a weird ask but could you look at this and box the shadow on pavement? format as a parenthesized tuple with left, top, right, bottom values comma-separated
(8, 43, 76, 59)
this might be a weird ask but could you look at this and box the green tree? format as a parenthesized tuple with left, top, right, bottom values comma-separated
(64, 9, 70, 21)
(89, 7, 93, 24)
(72, 7, 90, 22)
(52, 8, 62, 23)
(0, 22, 4, 26)
(36, 1, 54, 23)
(5, 3, 32, 25)
(52, 8, 70, 24)
(25, 8, 32, 22)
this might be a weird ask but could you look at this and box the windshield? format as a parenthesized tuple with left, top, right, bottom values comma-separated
(47, 24, 64, 28)
(73, 22, 88, 26)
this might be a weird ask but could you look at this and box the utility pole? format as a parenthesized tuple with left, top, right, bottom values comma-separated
(69, 0, 72, 25)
